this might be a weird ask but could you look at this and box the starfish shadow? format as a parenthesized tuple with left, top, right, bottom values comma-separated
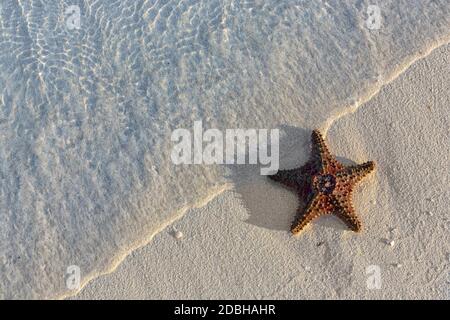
(225, 125, 355, 233)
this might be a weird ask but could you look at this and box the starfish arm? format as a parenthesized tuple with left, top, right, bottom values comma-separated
(310, 130, 342, 172)
(336, 161, 376, 185)
(268, 168, 305, 191)
(291, 194, 331, 235)
(331, 195, 362, 232)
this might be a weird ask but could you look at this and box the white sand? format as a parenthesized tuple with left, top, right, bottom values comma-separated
(1, 1, 449, 299)
(72, 43, 450, 300)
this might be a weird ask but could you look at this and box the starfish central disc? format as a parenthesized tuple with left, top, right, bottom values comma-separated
(313, 174, 336, 195)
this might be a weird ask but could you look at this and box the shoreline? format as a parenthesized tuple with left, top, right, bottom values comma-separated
(70, 41, 450, 300)
(2, 0, 450, 299)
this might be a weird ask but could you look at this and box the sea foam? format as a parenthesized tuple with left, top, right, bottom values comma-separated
(0, 0, 449, 298)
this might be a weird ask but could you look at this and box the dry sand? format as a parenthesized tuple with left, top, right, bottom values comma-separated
(72, 43, 450, 300)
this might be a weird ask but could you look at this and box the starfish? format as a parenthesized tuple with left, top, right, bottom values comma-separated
(269, 129, 375, 235)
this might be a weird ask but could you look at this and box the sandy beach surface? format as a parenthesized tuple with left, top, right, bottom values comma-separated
(72, 43, 450, 300)
(1, 1, 449, 300)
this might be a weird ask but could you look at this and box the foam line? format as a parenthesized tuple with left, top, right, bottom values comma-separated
(63, 36, 450, 300)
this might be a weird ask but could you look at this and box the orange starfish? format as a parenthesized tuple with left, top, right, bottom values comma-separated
(269, 129, 375, 235)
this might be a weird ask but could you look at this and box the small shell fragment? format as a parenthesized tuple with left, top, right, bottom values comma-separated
(173, 230, 183, 240)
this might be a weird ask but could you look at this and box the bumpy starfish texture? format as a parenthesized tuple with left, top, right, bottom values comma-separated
(269, 129, 375, 235)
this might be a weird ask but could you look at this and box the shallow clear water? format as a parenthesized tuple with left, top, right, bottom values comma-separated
(0, 0, 449, 298)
